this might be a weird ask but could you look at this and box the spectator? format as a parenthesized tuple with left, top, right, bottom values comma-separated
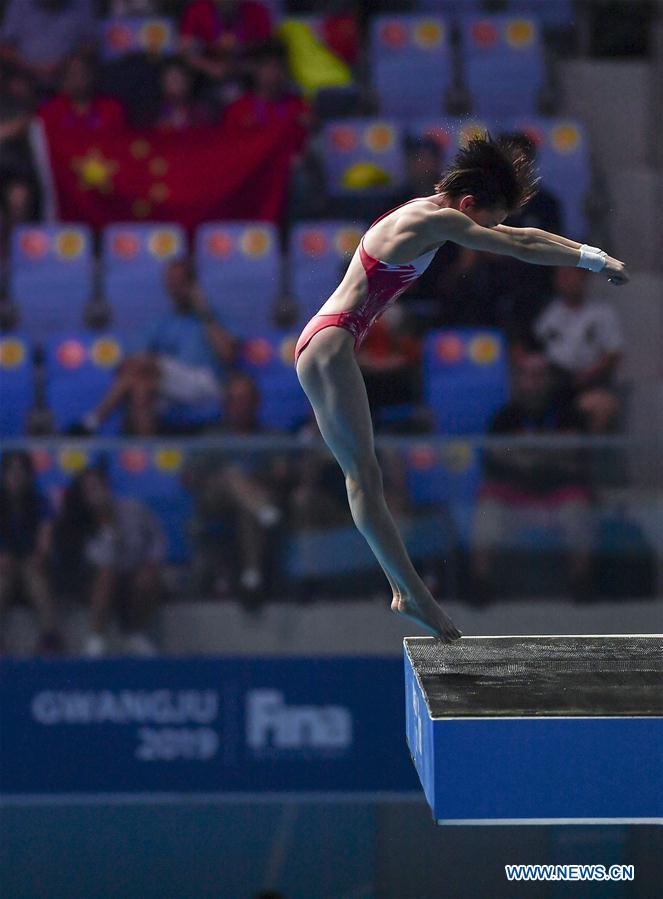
(38, 53, 126, 132)
(0, 64, 37, 181)
(472, 351, 593, 601)
(0, 451, 64, 656)
(156, 57, 213, 129)
(534, 266, 623, 432)
(72, 258, 236, 436)
(55, 466, 165, 657)
(179, 0, 272, 104)
(180, 0, 272, 54)
(223, 39, 312, 153)
(190, 372, 286, 606)
(0, 0, 97, 91)
(223, 38, 315, 218)
(0, 175, 40, 257)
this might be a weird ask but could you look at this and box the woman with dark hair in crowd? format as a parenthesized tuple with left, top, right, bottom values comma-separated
(55, 466, 165, 657)
(156, 56, 213, 130)
(295, 132, 629, 641)
(0, 451, 63, 655)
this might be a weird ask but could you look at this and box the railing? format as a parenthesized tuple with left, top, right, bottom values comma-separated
(2, 434, 661, 602)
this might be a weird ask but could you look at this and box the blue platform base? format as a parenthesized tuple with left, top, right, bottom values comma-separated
(404, 635, 663, 825)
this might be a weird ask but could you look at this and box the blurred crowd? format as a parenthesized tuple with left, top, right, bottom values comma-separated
(1, 0, 655, 658)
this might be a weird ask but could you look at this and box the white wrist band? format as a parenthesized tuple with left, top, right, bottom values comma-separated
(577, 244, 607, 272)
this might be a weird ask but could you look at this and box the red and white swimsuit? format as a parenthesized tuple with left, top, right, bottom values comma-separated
(294, 200, 437, 364)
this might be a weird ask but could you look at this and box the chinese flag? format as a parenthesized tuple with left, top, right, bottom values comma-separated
(36, 118, 297, 230)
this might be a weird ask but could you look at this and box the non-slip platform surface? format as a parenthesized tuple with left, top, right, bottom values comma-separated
(404, 636, 663, 718)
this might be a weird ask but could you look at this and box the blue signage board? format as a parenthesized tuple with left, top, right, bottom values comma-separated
(0, 656, 420, 798)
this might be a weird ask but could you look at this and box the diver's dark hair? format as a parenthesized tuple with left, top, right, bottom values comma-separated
(434, 130, 539, 212)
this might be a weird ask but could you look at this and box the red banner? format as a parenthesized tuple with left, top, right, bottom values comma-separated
(37, 118, 297, 230)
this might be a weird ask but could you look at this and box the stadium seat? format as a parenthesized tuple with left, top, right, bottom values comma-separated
(403, 440, 482, 547)
(31, 446, 101, 512)
(109, 446, 193, 564)
(44, 332, 125, 434)
(423, 329, 509, 435)
(9, 225, 93, 343)
(101, 223, 186, 337)
(289, 220, 364, 323)
(239, 331, 310, 431)
(100, 17, 176, 60)
(508, 0, 574, 29)
(0, 334, 34, 436)
(508, 116, 591, 240)
(322, 119, 405, 195)
(460, 15, 545, 119)
(194, 222, 280, 338)
(417, 0, 573, 29)
(369, 15, 452, 118)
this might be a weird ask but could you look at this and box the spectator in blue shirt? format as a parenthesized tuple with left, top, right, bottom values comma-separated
(0, 451, 64, 655)
(74, 257, 236, 435)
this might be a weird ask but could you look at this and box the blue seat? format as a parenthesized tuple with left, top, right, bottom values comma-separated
(194, 222, 280, 337)
(44, 332, 125, 434)
(423, 329, 509, 435)
(102, 223, 186, 336)
(32, 446, 101, 512)
(100, 16, 175, 60)
(507, 116, 591, 240)
(322, 118, 405, 196)
(0, 334, 34, 436)
(108, 447, 193, 564)
(289, 220, 364, 323)
(239, 331, 310, 431)
(9, 225, 93, 343)
(417, 0, 572, 27)
(460, 15, 545, 119)
(369, 15, 452, 118)
(403, 440, 482, 547)
(507, 0, 574, 28)
(284, 513, 453, 579)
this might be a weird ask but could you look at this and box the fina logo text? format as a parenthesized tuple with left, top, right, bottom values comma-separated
(246, 690, 353, 751)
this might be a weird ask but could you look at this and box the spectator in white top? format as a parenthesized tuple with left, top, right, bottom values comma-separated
(534, 266, 623, 432)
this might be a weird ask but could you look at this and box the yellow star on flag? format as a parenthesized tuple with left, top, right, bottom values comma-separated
(71, 149, 119, 194)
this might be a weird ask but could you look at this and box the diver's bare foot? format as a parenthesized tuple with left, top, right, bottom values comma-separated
(390, 593, 462, 642)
